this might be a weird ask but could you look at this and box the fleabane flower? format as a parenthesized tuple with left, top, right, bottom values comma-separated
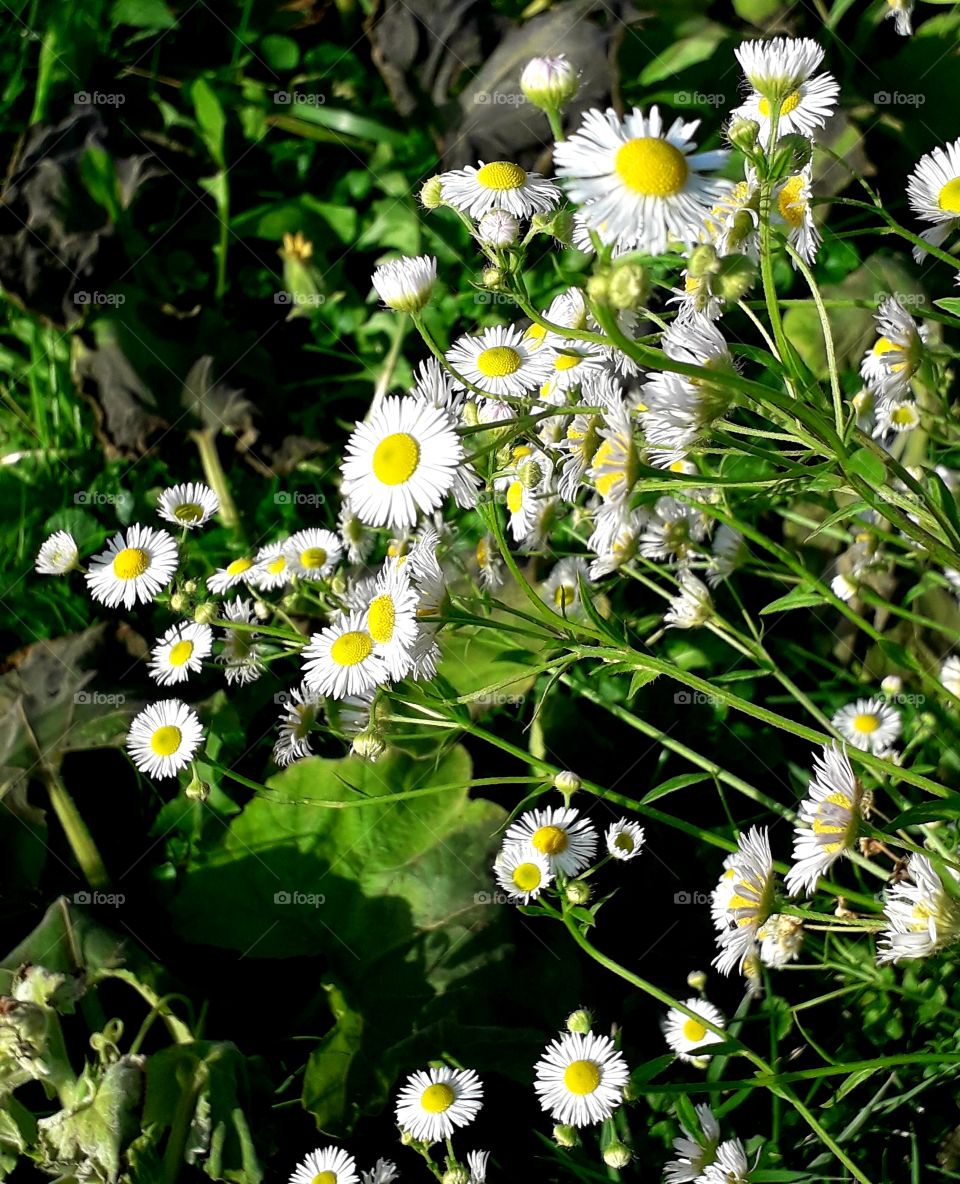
(35, 531, 79, 575)
(148, 621, 213, 686)
(884, 0, 914, 35)
(906, 136, 960, 261)
(363, 559, 420, 679)
(941, 654, 960, 698)
(127, 699, 203, 779)
(302, 610, 390, 700)
(699, 1139, 750, 1184)
(663, 999, 726, 1066)
(665, 1103, 721, 1184)
(207, 556, 257, 595)
(757, 913, 804, 967)
(785, 744, 863, 896)
(272, 684, 321, 768)
(774, 168, 820, 265)
(859, 296, 928, 402)
(372, 254, 436, 313)
(341, 395, 463, 529)
(466, 1150, 489, 1184)
(395, 1066, 483, 1144)
(157, 482, 219, 529)
(250, 541, 292, 592)
(533, 1030, 629, 1127)
(832, 696, 901, 754)
(439, 160, 561, 219)
(284, 528, 342, 581)
(878, 853, 960, 963)
(873, 399, 920, 436)
(218, 597, 266, 686)
(86, 524, 178, 610)
(541, 556, 592, 618)
(606, 819, 645, 861)
(447, 323, 554, 399)
(713, 826, 776, 975)
(494, 841, 554, 903)
(554, 105, 730, 253)
(664, 571, 714, 629)
(732, 39, 838, 139)
(289, 1146, 359, 1184)
(360, 1161, 398, 1184)
(504, 804, 598, 877)
(520, 54, 579, 110)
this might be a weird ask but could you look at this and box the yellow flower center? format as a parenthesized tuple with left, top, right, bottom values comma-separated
(226, 557, 253, 577)
(420, 1083, 456, 1113)
(506, 481, 524, 514)
(476, 161, 527, 191)
(777, 175, 807, 228)
(682, 1018, 707, 1043)
(312, 1173, 337, 1184)
(614, 137, 689, 197)
(554, 353, 582, 372)
(512, 862, 543, 892)
(758, 89, 802, 118)
(174, 502, 204, 523)
(532, 824, 568, 854)
(525, 322, 548, 347)
(367, 594, 396, 643)
(554, 585, 576, 609)
(852, 712, 879, 734)
(151, 725, 182, 756)
(268, 555, 287, 575)
(372, 432, 420, 485)
(300, 547, 327, 570)
(113, 547, 149, 580)
(477, 346, 522, 378)
(614, 832, 635, 853)
(592, 438, 627, 499)
(563, 1059, 601, 1095)
(891, 405, 917, 426)
(873, 336, 903, 356)
(476, 537, 489, 565)
(330, 630, 373, 667)
(938, 177, 960, 214)
(168, 639, 194, 667)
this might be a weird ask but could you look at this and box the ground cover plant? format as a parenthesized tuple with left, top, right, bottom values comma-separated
(4, 0, 960, 1181)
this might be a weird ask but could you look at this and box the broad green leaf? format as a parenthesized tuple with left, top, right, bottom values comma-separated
(190, 78, 226, 168)
(111, 0, 176, 30)
(639, 21, 727, 85)
(934, 297, 960, 318)
(301, 983, 364, 1134)
(846, 448, 886, 489)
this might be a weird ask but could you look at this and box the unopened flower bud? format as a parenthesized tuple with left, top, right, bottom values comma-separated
(711, 254, 756, 303)
(727, 117, 760, 153)
(352, 730, 386, 761)
(183, 579, 198, 594)
(532, 208, 574, 245)
(565, 879, 592, 906)
(253, 600, 271, 621)
(608, 262, 647, 310)
(603, 1142, 632, 1169)
(520, 54, 579, 111)
(479, 209, 519, 247)
(518, 459, 544, 489)
(566, 1008, 593, 1034)
(687, 969, 708, 992)
(169, 592, 187, 614)
(554, 770, 581, 794)
(481, 267, 504, 289)
(553, 1124, 578, 1148)
(586, 271, 610, 305)
(185, 772, 210, 802)
(442, 1169, 469, 1184)
(463, 399, 480, 426)
(194, 601, 218, 626)
(420, 175, 444, 209)
(687, 243, 719, 278)
(881, 675, 902, 697)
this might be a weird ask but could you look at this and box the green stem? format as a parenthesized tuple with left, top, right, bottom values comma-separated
(46, 767, 110, 889)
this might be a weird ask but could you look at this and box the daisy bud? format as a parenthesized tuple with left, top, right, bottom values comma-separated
(852, 388, 873, 416)
(586, 271, 610, 305)
(183, 579, 198, 594)
(727, 116, 760, 153)
(622, 1080, 640, 1102)
(478, 209, 519, 247)
(554, 770, 581, 794)
(278, 232, 324, 312)
(687, 969, 708, 992)
(553, 1124, 578, 1148)
(565, 879, 592, 906)
(420, 175, 444, 209)
(711, 254, 756, 303)
(518, 459, 544, 489)
(481, 266, 504, 289)
(602, 1142, 632, 1169)
(329, 569, 348, 596)
(687, 243, 720, 278)
(881, 675, 903, 697)
(185, 773, 209, 802)
(566, 1008, 593, 1034)
(194, 601, 218, 626)
(372, 255, 437, 314)
(253, 600, 271, 621)
(520, 54, 579, 112)
(352, 730, 386, 761)
(442, 1169, 469, 1184)
(608, 262, 647, 310)
(400, 1130, 416, 1146)
(463, 400, 480, 426)
(169, 592, 187, 613)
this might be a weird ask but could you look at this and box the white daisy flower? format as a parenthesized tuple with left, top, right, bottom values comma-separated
(341, 395, 463, 529)
(774, 169, 820, 265)
(156, 482, 219, 530)
(86, 524, 178, 610)
(757, 913, 804, 968)
(831, 572, 858, 602)
(884, 0, 914, 35)
(860, 296, 928, 402)
(554, 106, 730, 253)
(411, 357, 465, 417)
(127, 699, 203, 779)
(735, 36, 827, 102)
(663, 999, 725, 1066)
(360, 1160, 398, 1184)
(533, 1030, 629, 1128)
(302, 610, 390, 700)
(466, 1150, 489, 1184)
(148, 621, 214, 686)
(494, 842, 554, 903)
(207, 556, 257, 596)
(439, 160, 561, 219)
(363, 559, 420, 679)
(372, 254, 436, 314)
(832, 697, 901, 753)
(639, 497, 710, 563)
(542, 556, 592, 618)
(699, 1139, 750, 1184)
(732, 64, 838, 139)
(941, 655, 960, 698)
(707, 526, 745, 586)
(605, 819, 645, 861)
(273, 684, 321, 768)
(504, 805, 598, 877)
(338, 501, 374, 566)
(664, 571, 714, 630)
(665, 1103, 721, 1184)
(218, 597, 266, 686)
(785, 744, 863, 896)
(874, 399, 920, 436)
(395, 1066, 483, 1144)
(540, 345, 608, 400)
(906, 136, 960, 262)
(249, 541, 291, 592)
(588, 398, 637, 505)
(588, 504, 647, 578)
(35, 530, 79, 575)
(476, 535, 505, 591)
(713, 826, 776, 975)
(878, 853, 960, 963)
(284, 528, 342, 581)
(447, 323, 554, 399)
(478, 208, 520, 247)
(289, 1146, 359, 1184)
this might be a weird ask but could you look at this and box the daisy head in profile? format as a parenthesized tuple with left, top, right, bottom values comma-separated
(906, 136, 960, 261)
(35, 530, 79, 576)
(157, 482, 219, 530)
(439, 160, 561, 220)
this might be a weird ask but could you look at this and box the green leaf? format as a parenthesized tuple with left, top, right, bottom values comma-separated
(302, 983, 364, 1133)
(934, 297, 960, 318)
(190, 78, 226, 168)
(640, 773, 709, 805)
(111, 0, 176, 30)
(760, 587, 825, 614)
(846, 448, 886, 489)
(259, 34, 299, 72)
(638, 20, 727, 85)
